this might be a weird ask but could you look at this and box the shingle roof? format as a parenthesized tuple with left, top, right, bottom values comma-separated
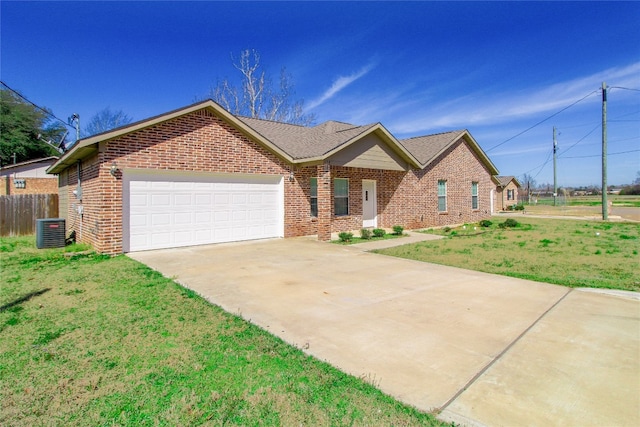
(398, 130, 467, 165)
(494, 176, 520, 187)
(238, 117, 379, 160)
(48, 99, 499, 176)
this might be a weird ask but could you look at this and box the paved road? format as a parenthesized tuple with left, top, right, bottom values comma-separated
(130, 238, 640, 427)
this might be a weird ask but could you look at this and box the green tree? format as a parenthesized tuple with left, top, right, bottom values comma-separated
(83, 107, 133, 137)
(0, 88, 66, 166)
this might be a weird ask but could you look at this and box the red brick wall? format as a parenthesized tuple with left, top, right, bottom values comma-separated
(496, 181, 519, 210)
(0, 177, 58, 195)
(64, 109, 302, 254)
(60, 108, 494, 253)
(311, 140, 493, 232)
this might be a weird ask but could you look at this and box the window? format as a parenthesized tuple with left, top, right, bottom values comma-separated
(310, 178, 318, 217)
(507, 189, 515, 201)
(471, 182, 478, 210)
(437, 180, 447, 212)
(334, 178, 349, 216)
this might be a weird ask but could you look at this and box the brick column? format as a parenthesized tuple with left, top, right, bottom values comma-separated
(317, 163, 332, 241)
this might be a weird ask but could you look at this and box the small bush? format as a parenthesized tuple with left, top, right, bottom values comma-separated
(338, 232, 353, 242)
(392, 225, 404, 235)
(373, 228, 386, 238)
(360, 229, 372, 240)
(479, 219, 493, 228)
(499, 218, 520, 229)
(443, 226, 452, 233)
(514, 204, 525, 211)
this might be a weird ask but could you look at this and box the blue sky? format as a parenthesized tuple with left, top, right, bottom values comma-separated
(2, 1, 639, 187)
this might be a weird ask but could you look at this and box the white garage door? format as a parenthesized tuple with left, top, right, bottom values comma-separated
(124, 172, 283, 252)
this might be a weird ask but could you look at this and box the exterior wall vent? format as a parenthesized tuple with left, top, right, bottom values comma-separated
(36, 218, 66, 249)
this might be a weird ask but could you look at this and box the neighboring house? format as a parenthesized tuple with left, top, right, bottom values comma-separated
(493, 176, 521, 210)
(47, 100, 499, 254)
(0, 156, 59, 195)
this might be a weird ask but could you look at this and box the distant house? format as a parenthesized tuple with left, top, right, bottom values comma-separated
(0, 157, 59, 195)
(493, 175, 521, 210)
(47, 100, 501, 254)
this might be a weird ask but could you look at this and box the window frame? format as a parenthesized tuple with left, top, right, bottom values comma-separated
(310, 177, 318, 217)
(471, 181, 479, 210)
(437, 180, 447, 212)
(334, 178, 349, 216)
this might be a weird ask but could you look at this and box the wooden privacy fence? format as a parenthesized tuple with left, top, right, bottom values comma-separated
(0, 194, 59, 236)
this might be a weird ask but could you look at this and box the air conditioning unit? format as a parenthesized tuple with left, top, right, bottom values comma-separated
(36, 218, 66, 249)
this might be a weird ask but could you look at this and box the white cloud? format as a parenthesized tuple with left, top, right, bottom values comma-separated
(391, 61, 640, 135)
(306, 62, 377, 110)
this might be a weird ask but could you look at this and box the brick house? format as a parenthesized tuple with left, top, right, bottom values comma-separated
(47, 100, 499, 254)
(493, 176, 521, 210)
(1, 156, 59, 195)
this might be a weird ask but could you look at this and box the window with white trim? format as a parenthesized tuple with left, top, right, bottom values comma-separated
(334, 178, 349, 216)
(310, 178, 318, 217)
(471, 182, 478, 210)
(438, 180, 447, 212)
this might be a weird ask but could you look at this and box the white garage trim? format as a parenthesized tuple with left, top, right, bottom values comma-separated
(123, 169, 284, 252)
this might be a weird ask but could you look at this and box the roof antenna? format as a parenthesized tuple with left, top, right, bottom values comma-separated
(68, 113, 80, 142)
(37, 130, 68, 154)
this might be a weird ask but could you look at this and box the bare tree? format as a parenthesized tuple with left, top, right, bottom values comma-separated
(84, 107, 133, 137)
(208, 49, 315, 126)
(520, 173, 537, 204)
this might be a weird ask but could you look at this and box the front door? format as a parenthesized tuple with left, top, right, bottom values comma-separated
(362, 180, 377, 228)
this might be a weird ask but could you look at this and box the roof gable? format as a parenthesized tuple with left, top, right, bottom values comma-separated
(327, 132, 409, 171)
(400, 130, 499, 174)
(48, 100, 291, 174)
(47, 100, 499, 176)
(238, 117, 420, 168)
(494, 175, 521, 187)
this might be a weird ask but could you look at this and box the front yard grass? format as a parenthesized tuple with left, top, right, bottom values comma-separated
(0, 236, 444, 427)
(377, 217, 639, 292)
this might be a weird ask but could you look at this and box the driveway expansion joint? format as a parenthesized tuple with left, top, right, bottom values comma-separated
(438, 287, 574, 413)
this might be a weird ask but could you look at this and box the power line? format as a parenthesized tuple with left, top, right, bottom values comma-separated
(609, 86, 640, 92)
(561, 149, 640, 159)
(486, 89, 600, 152)
(0, 80, 74, 129)
(558, 123, 601, 157)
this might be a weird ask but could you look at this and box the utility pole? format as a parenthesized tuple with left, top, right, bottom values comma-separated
(553, 126, 558, 206)
(602, 82, 608, 221)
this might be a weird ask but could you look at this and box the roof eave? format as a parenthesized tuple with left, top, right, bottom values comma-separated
(462, 131, 499, 175)
(319, 123, 421, 169)
(47, 100, 295, 174)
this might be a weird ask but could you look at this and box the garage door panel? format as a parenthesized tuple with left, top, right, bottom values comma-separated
(174, 212, 192, 224)
(127, 174, 283, 252)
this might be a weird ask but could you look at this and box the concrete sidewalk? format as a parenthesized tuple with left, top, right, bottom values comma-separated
(130, 238, 640, 427)
(328, 230, 444, 251)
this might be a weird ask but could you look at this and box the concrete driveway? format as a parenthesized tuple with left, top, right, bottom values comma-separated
(129, 238, 640, 426)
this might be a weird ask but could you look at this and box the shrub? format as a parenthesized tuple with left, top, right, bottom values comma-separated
(514, 204, 525, 211)
(479, 219, 493, 228)
(338, 232, 353, 242)
(443, 226, 452, 233)
(499, 218, 520, 228)
(392, 225, 404, 235)
(360, 229, 372, 240)
(373, 228, 386, 238)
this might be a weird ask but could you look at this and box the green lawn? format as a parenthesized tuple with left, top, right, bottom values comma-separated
(0, 237, 444, 427)
(377, 217, 640, 292)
